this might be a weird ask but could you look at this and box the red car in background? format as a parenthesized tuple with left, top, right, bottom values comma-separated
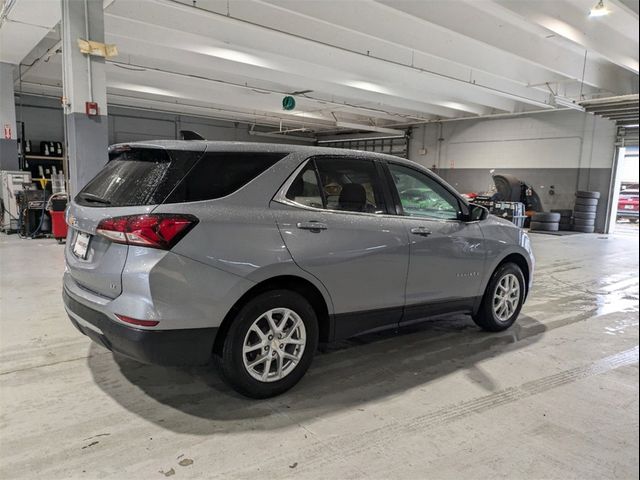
(617, 189, 639, 223)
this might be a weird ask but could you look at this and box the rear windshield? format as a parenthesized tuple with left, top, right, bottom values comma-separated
(76, 147, 202, 207)
(76, 147, 286, 207)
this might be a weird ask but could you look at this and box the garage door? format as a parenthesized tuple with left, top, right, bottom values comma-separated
(617, 125, 639, 147)
(581, 95, 639, 146)
(318, 136, 409, 158)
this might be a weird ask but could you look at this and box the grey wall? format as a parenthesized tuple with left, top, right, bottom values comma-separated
(15, 94, 309, 149)
(408, 110, 617, 232)
(15, 95, 65, 146)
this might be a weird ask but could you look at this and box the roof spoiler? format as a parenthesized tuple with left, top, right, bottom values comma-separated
(180, 130, 206, 141)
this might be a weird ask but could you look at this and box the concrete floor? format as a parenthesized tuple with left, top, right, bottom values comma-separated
(0, 230, 638, 479)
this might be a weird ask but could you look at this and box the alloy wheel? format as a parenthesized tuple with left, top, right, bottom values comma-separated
(242, 308, 307, 383)
(492, 273, 521, 322)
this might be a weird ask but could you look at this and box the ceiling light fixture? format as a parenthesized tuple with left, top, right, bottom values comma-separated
(589, 0, 610, 17)
(194, 47, 269, 68)
(344, 81, 392, 95)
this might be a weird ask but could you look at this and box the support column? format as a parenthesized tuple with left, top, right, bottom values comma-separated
(61, 0, 108, 195)
(0, 62, 19, 170)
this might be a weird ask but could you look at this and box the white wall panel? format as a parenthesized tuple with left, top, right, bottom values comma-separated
(443, 137, 582, 169)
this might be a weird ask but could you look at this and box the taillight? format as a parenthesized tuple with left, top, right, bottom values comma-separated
(96, 214, 198, 250)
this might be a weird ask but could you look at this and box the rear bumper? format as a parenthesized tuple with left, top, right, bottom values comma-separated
(63, 288, 217, 366)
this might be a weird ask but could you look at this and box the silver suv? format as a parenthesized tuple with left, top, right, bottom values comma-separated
(63, 141, 534, 398)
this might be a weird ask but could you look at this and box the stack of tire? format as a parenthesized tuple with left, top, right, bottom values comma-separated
(551, 209, 573, 231)
(529, 212, 561, 232)
(573, 191, 599, 233)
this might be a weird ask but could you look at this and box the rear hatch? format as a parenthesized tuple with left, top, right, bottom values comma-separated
(65, 145, 204, 298)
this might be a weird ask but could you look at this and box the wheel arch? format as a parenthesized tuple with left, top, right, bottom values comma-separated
(213, 275, 332, 355)
(496, 253, 531, 297)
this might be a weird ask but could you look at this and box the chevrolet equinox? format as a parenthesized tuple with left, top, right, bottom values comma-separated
(63, 141, 534, 398)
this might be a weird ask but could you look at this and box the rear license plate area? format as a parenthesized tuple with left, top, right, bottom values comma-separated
(73, 231, 91, 259)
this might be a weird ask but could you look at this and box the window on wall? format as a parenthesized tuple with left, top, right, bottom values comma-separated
(319, 136, 408, 158)
(388, 163, 461, 220)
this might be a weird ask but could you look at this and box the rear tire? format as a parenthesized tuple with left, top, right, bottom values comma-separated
(473, 263, 526, 332)
(216, 290, 319, 398)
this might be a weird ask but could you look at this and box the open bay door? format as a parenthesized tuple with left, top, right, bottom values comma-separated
(582, 96, 640, 233)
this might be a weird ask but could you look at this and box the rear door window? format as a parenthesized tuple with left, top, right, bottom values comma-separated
(76, 147, 202, 207)
(315, 156, 388, 214)
(165, 152, 287, 203)
(285, 157, 388, 213)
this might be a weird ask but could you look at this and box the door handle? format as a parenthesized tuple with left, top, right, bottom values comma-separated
(297, 221, 328, 232)
(410, 226, 432, 237)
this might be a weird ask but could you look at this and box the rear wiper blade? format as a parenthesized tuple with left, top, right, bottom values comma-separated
(78, 192, 111, 205)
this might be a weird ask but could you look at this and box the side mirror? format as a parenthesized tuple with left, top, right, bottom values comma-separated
(468, 204, 489, 221)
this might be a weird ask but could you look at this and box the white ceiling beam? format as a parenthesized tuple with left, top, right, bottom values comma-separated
(376, 0, 637, 94)
(17, 79, 339, 131)
(495, 0, 639, 73)
(611, 0, 639, 18)
(0, 0, 60, 64)
(104, 0, 539, 113)
(255, 0, 568, 96)
(100, 14, 494, 118)
(567, 0, 639, 41)
(17, 32, 460, 123)
(20, 48, 443, 128)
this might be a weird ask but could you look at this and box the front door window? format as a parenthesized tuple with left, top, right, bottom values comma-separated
(388, 163, 461, 220)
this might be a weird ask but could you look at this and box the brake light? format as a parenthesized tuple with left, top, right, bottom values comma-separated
(96, 214, 198, 249)
(116, 314, 159, 327)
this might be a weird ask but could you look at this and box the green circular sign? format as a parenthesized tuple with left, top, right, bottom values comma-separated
(282, 96, 296, 111)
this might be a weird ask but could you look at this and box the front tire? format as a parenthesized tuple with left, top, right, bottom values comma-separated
(216, 290, 319, 398)
(473, 263, 526, 332)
